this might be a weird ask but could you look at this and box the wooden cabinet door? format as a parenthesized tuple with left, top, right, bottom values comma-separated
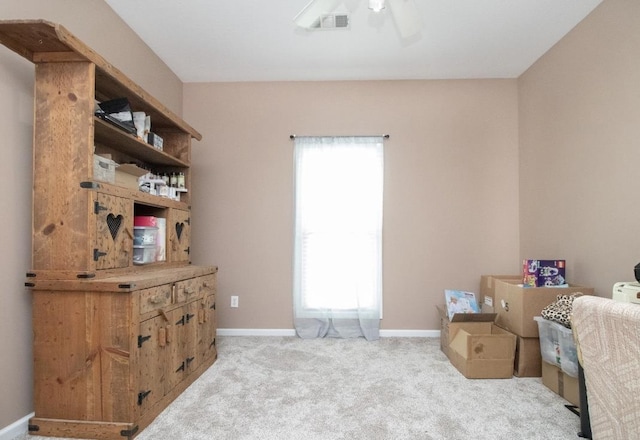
(94, 193, 133, 270)
(197, 293, 217, 365)
(167, 209, 191, 263)
(183, 300, 199, 374)
(32, 291, 103, 420)
(137, 314, 167, 418)
(165, 301, 198, 392)
(197, 274, 217, 364)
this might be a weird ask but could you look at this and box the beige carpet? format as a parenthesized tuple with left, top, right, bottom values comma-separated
(18, 336, 581, 440)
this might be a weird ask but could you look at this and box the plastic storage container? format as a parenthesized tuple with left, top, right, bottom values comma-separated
(134, 215, 157, 227)
(556, 324, 579, 378)
(535, 316, 561, 366)
(133, 245, 156, 265)
(534, 316, 579, 378)
(133, 226, 158, 246)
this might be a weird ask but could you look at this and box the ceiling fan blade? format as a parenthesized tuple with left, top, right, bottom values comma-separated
(294, 0, 342, 28)
(387, 0, 422, 39)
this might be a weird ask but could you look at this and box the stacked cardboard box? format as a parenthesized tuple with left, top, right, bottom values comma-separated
(479, 276, 594, 378)
(480, 275, 541, 377)
(440, 275, 593, 382)
(541, 361, 579, 407)
(479, 275, 521, 314)
(493, 279, 594, 337)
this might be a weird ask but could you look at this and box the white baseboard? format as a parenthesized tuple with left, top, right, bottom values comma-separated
(380, 329, 440, 338)
(218, 328, 439, 338)
(218, 328, 297, 336)
(0, 412, 33, 440)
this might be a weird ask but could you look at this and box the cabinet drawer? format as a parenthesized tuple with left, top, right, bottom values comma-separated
(140, 284, 172, 315)
(200, 274, 216, 295)
(175, 277, 200, 303)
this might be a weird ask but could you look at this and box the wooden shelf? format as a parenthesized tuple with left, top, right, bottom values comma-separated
(94, 117, 189, 168)
(90, 179, 189, 210)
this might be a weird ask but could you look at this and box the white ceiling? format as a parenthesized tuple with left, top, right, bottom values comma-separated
(104, 0, 602, 83)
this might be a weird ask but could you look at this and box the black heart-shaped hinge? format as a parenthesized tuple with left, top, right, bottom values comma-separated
(106, 214, 123, 240)
(176, 222, 185, 241)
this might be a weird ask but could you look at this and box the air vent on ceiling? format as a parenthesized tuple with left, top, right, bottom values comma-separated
(310, 13, 350, 30)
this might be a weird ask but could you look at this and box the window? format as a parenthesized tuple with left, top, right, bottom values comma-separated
(293, 136, 384, 324)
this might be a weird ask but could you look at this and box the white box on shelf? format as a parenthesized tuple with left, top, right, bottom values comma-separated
(93, 154, 116, 183)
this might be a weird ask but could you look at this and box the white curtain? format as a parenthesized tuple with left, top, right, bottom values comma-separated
(293, 136, 383, 341)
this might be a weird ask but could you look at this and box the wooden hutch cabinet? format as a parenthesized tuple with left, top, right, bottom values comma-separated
(0, 20, 217, 439)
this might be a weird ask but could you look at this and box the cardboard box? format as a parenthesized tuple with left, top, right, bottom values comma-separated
(473, 322, 542, 377)
(541, 360, 579, 407)
(480, 275, 521, 313)
(437, 305, 496, 358)
(115, 163, 147, 190)
(448, 324, 516, 379)
(513, 334, 542, 377)
(523, 259, 566, 287)
(493, 279, 594, 338)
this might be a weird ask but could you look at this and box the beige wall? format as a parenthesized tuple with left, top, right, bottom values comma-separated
(2, 0, 634, 433)
(0, 0, 183, 430)
(0, 0, 183, 114)
(0, 44, 35, 433)
(184, 80, 521, 331)
(518, 0, 640, 296)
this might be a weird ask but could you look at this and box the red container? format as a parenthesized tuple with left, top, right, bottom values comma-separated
(134, 215, 157, 227)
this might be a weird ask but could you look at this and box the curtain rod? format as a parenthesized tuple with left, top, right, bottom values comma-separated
(290, 134, 389, 140)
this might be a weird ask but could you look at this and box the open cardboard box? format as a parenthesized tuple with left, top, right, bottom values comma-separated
(115, 163, 147, 190)
(437, 305, 516, 379)
(479, 275, 521, 313)
(449, 325, 516, 379)
(493, 279, 594, 338)
(437, 305, 496, 357)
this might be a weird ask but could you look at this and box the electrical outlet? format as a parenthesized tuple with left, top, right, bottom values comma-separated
(230, 295, 239, 308)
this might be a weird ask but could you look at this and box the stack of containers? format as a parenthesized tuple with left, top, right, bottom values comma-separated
(479, 275, 543, 377)
(133, 216, 158, 265)
(534, 316, 580, 406)
(480, 271, 593, 378)
(534, 316, 579, 377)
